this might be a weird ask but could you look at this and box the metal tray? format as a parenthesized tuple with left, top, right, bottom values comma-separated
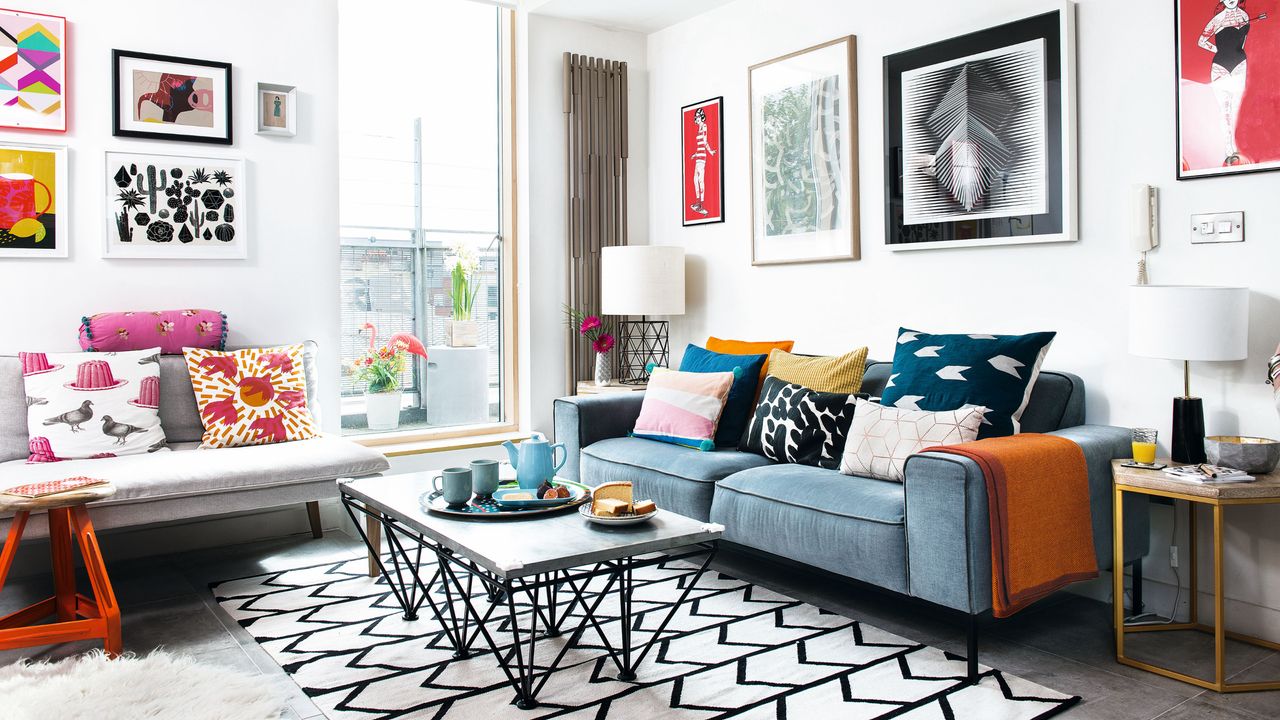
(420, 478, 591, 519)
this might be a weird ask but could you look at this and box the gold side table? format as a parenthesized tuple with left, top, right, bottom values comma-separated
(1112, 459, 1280, 692)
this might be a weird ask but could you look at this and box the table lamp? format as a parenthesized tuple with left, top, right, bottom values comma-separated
(601, 245, 686, 384)
(1128, 285, 1249, 463)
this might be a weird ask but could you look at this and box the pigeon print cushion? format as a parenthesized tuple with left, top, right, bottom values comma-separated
(184, 345, 319, 448)
(839, 398, 988, 482)
(21, 348, 169, 463)
(879, 328, 1056, 438)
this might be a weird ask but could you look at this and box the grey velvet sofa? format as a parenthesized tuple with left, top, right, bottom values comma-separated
(0, 342, 390, 540)
(555, 360, 1150, 679)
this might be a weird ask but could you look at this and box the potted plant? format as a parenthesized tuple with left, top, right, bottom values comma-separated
(350, 323, 428, 431)
(564, 306, 615, 385)
(447, 245, 480, 347)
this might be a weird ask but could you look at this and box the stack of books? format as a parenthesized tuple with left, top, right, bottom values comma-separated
(1162, 464, 1255, 484)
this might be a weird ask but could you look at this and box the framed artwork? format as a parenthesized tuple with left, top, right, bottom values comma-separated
(112, 50, 232, 145)
(0, 8, 66, 132)
(682, 96, 723, 226)
(884, 1, 1077, 251)
(750, 37, 859, 265)
(0, 142, 67, 258)
(256, 82, 296, 137)
(1176, 0, 1277, 179)
(105, 151, 246, 260)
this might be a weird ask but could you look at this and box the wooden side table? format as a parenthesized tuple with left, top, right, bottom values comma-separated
(576, 381, 646, 396)
(1112, 460, 1280, 692)
(0, 483, 121, 656)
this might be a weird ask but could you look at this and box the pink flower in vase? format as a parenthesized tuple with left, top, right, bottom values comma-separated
(593, 333, 615, 354)
(579, 315, 602, 335)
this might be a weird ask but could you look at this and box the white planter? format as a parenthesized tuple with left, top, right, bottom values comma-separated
(448, 320, 478, 347)
(594, 353, 612, 386)
(364, 390, 403, 431)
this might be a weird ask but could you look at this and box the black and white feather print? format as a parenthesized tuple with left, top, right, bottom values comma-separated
(740, 376, 860, 469)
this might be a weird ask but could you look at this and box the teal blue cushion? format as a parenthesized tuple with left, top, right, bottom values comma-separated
(879, 328, 1056, 438)
(678, 344, 767, 447)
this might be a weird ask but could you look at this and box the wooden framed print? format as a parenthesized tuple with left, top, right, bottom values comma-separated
(112, 50, 232, 145)
(682, 96, 723, 226)
(256, 82, 296, 137)
(0, 8, 67, 132)
(1176, 0, 1278, 179)
(884, 2, 1077, 251)
(105, 151, 245, 260)
(0, 142, 67, 258)
(750, 36, 859, 265)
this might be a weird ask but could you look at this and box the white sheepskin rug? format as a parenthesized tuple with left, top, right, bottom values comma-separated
(0, 650, 284, 720)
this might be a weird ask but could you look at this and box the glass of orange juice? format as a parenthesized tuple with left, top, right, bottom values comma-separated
(1132, 428, 1158, 465)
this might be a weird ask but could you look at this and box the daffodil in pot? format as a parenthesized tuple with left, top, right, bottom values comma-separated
(447, 245, 480, 347)
(351, 323, 428, 431)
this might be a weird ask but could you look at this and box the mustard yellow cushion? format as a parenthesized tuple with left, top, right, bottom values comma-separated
(767, 347, 869, 394)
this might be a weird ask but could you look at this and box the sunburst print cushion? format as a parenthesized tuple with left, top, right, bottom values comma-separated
(183, 345, 319, 448)
(21, 347, 169, 463)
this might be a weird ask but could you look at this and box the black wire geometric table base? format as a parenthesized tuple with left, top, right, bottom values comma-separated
(341, 496, 717, 710)
(617, 318, 669, 384)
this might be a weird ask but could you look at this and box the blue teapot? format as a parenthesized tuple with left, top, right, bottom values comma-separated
(502, 433, 567, 490)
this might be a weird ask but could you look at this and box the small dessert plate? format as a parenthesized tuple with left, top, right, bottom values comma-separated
(579, 503, 659, 526)
(494, 482, 585, 509)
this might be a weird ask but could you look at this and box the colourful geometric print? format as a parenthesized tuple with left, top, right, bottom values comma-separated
(0, 10, 66, 131)
(184, 344, 319, 448)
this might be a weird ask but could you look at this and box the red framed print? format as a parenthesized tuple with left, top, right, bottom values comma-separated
(682, 96, 723, 226)
(0, 8, 68, 132)
(1177, 0, 1279, 179)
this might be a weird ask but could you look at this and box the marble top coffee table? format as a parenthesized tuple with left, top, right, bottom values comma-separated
(339, 472, 722, 710)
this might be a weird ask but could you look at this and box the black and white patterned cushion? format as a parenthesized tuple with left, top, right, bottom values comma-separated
(739, 376, 859, 469)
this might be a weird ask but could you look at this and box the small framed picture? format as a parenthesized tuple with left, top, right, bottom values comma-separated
(105, 151, 246, 260)
(112, 50, 232, 145)
(0, 9, 67, 132)
(0, 142, 68, 258)
(256, 83, 296, 137)
(682, 96, 723, 226)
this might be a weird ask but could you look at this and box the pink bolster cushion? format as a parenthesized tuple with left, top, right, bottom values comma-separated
(79, 310, 228, 355)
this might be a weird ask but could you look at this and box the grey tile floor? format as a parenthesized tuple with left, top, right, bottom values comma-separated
(1, 530, 1277, 719)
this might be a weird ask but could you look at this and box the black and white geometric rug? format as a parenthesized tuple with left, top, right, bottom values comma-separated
(212, 554, 1079, 719)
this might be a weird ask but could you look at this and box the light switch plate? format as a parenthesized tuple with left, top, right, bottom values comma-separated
(1191, 211, 1244, 244)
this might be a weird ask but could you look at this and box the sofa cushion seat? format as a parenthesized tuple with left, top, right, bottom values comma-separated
(710, 464, 909, 593)
(0, 435, 389, 510)
(581, 437, 773, 521)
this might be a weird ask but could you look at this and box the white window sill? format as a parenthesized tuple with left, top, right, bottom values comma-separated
(354, 427, 527, 458)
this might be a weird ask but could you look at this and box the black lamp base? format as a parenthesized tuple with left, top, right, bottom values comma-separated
(1172, 397, 1206, 464)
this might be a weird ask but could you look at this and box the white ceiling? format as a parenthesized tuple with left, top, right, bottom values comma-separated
(525, 0, 737, 34)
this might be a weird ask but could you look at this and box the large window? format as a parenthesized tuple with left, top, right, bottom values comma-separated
(338, 0, 515, 437)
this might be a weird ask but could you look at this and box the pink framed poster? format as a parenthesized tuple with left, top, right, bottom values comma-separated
(682, 96, 723, 226)
(0, 8, 67, 132)
(1176, 0, 1278, 179)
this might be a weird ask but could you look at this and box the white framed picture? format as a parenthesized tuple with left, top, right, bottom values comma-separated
(256, 83, 296, 136)
(104, 151, 246, 260)
(0, 142, 69, 258)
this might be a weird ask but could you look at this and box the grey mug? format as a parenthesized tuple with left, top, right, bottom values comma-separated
(432, 467, 473, 507)
(470, 459, 500, 498)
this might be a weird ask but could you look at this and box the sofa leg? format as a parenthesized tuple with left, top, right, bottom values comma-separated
(306, 501, 323, 539)
(966, 615, 980, 684)
(366, 513, 381, 578)
(1130, 558, 1145, 615)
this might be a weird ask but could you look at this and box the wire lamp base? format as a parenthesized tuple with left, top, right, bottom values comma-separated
(617, 319, 669, 384)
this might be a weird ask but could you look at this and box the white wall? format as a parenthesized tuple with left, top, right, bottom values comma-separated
(522, 12, 649, 435)
(0, 0, 342, 429)
(647, 0, 1280, 636)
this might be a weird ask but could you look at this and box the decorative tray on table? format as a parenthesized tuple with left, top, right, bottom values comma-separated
(421, 478, 591, 518)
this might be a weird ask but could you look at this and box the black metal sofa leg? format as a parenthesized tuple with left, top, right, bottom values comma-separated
(967, 614, 980, 684)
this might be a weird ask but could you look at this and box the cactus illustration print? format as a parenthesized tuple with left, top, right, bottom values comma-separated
(105, 151, 245, 259)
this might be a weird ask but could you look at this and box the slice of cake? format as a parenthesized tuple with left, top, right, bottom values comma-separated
(633, 499, 656, 515)
(594, 498, 631, 517)
(592, 481, 633, 515)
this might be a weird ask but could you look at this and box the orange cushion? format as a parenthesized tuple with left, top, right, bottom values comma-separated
(705, 336, 795, 386)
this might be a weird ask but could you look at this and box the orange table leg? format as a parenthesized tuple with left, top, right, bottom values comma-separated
(0, 511, 29, 593)
(72, 506, 120, 657)
(49, 507, 77, 622)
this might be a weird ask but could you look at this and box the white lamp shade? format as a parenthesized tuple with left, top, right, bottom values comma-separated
(600, 245, 686, 316)
(1129, 285, 1249, 361)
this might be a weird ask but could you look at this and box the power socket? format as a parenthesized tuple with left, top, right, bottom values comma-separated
(1170, 545, 1179, 568)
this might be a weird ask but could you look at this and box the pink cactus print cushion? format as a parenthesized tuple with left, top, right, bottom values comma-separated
(79, 309, 227, 355)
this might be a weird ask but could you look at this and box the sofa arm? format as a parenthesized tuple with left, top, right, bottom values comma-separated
(902, 425, 1150, 614)
(552, 393, 645, 483)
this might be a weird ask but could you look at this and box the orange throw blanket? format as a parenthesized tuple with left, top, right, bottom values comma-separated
(923, 434, 1098, 618)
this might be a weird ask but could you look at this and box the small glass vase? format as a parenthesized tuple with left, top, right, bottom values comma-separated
(594, 353, 611, 386)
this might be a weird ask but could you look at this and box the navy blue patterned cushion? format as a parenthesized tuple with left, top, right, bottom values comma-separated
(879, 328, 1056, 438)
(679, 344, 767, 447)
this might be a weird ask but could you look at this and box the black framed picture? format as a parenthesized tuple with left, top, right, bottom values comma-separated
(112, 50, 232, 145)
(883, 2, 1077, 251)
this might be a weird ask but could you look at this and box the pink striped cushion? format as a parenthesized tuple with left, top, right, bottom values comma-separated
(632, 367, 736, 451)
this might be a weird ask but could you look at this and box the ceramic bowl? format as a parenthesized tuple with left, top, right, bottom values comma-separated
(1204, 436, 1280, 474)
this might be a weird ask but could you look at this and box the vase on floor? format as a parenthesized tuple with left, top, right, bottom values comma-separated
(365, 390, 403, 431)
(594, 353, 611, 386)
